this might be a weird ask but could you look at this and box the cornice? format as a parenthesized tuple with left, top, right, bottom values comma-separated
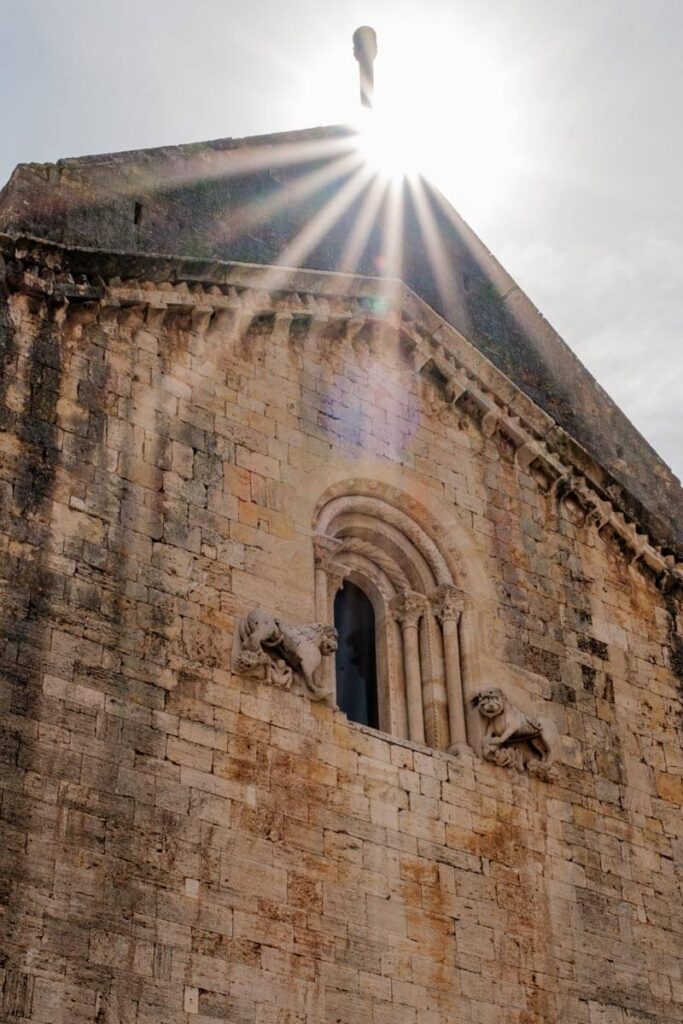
(2, 232, 681, 594)
(398, 299, 683, 591)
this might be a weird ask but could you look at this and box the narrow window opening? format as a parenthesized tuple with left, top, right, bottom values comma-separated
(134, 201, 143, 225)
(334, 581, 379, 729)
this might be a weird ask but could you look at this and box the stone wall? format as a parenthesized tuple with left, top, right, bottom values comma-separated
(0, 246, 682, 1024)
(3, 128, 683, 558)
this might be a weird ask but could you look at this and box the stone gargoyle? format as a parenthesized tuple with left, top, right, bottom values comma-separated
(232, 608, 338, 703)
(472, 687, 559, 779)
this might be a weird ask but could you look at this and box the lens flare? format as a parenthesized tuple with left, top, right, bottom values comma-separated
(357, 109, 421, 182)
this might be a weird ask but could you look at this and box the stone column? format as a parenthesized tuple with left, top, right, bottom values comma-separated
(313, 535, 344, 621)
(324, 561, 348, 622)
(430, 584, 467, 750)
(390, 591, 428, 744)
(312, 535, 347, 697)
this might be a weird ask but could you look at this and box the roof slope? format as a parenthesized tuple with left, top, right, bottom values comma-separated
(1, 124, 680, 555)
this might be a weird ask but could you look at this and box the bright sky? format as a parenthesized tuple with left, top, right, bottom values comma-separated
(1, 0, 681, 478)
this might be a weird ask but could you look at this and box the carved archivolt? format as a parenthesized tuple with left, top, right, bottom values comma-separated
(335, 517, 431, 591)
(340, 555, 397, 605)
(335, 537, 408, 591)
(315, 495, 452, 586)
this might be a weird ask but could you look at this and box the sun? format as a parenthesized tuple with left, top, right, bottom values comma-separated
(349, 17, 523, 226)
(356, 107, 421, 183)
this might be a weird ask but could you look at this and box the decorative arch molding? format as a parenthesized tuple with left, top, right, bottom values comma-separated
(314, 484, 471, 750)
(312, 474, 492, 599)
(316, 495, 450, 587)
(335, 537, 408, 592)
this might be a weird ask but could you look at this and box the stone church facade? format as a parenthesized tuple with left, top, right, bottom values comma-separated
(0, 128, 682, 1023)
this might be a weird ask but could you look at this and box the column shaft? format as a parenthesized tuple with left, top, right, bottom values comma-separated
(314, 565, 328, 623)
(401, 622, 425, 744)
(441, 615, 467, 747)
(312, 535, 346, 703)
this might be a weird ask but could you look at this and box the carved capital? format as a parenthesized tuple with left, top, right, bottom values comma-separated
(313, 534, 344, 569)
(429, 584, 464, 624)
(390, 590, 428, 629)
(325, 560, 348, 595)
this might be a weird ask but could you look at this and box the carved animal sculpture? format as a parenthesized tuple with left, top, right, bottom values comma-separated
(278, 622, 338, 700)
(238, 607, 284, 653)
(235, 609, 337, 700)
(472, 687, 559, 776)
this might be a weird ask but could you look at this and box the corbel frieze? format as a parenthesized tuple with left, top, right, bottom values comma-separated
(5, 240, 682, 594)
(402, 316, 683, 594)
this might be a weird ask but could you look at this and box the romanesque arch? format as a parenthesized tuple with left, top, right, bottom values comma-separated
(313, 490, 467, 750)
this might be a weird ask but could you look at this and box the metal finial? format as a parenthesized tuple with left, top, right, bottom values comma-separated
(352, 26, 378, 109)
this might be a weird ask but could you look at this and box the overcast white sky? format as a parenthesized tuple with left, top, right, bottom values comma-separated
(1, 0, 681, 478)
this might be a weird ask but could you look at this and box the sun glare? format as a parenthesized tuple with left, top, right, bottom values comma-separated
(357, 109, 420, 182)
(350, 19, 522, 228)
(236, 17, 524, 298)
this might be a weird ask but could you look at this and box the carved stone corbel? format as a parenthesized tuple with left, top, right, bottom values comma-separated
(481, 407, 500, 438)
(146, 301, 168, 330)
(272, 311, 293, 344)
(550, 472, 573, 501)
(444, 372, 468, 406)
(190, 305, 214, 335)
(471, 687, 559, 779)
(515, 441, 541, 473)
(305, 314, 329, 347)
(584, 496, 613, 535)
(232, 608, 338, 704)
(346, 317, 368, 347)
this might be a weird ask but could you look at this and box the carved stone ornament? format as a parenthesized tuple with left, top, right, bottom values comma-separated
(472, 687, 559, 779)
(232, 608, 338, 704)
(429, 583, 464, 623)
(312, 534, 344, 568)
(390, 590, 428, 628)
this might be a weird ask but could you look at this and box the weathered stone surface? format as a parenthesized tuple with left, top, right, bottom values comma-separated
(0, 233, 681, 1024)
(1, 125, 681, 557)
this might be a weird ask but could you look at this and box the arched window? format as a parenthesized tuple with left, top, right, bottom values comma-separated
(334, 582, 379, 728)
(313, 491, 468, 751)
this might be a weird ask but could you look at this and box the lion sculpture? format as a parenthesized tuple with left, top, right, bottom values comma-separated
(232, 608, 338, 703)
(472, 687, 559, 778)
